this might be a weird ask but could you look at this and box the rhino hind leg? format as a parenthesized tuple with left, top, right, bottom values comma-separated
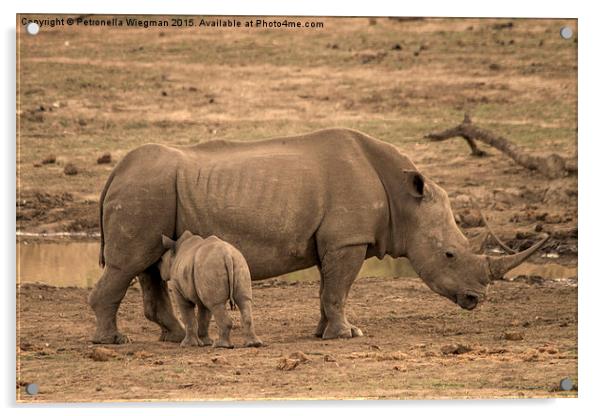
(210, 303, 234, 349)
(318, 245, 367, 340)
(139, 267, 185, 343)
(88, 265, 135, 344)
(196, 303, 213, 346)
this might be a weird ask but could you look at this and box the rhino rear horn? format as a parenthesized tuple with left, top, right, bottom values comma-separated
(469, 230, 490, 254)
(487, 234, 550, 280)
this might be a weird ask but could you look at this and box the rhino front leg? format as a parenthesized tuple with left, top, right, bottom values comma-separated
(139, 267, 185, 343)
(318, 245, 367, 339)
(314, 277, 328, 337)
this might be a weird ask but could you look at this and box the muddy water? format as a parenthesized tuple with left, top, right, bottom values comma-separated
(16, 241, 418, 288)
(16, 241, 576, 288)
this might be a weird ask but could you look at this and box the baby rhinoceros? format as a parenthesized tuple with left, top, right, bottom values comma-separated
(159, 231, 263, 348)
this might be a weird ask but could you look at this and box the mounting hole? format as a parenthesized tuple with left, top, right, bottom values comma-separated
(26, 22, 40, 36)
(25, 383, 39, 395)
(559, 377, 573, 391)
(560, 26, 573, 40)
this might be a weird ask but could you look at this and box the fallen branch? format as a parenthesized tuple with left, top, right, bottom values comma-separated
(424, 114, 577, 179)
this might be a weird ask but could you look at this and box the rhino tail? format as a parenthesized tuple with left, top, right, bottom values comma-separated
(225, 254, 236, 311)
(98, 169, 116, 268)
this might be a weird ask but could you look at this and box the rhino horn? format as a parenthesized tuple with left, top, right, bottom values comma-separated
(486, 234, 550, 280)
(469, 230, 490, 254)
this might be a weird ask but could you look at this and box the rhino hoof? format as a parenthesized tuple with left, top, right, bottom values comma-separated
(199, 336, 214, 347)
(92, 332, 131, 345)
(244, 339, 264, 348)
(213, 340, 234, 349)
(159, 328, 186, 343)
(322, 324, 364, 340)
(180, 336, 202, 347)
(350, 325, 364, 337)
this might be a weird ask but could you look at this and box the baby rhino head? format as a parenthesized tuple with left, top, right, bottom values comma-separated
(158, 231, 196, 281)
(158, 234, 177, 281)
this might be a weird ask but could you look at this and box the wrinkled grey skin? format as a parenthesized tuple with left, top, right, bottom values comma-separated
(88, 128, 546, 344)
(159, 231, 262, 349)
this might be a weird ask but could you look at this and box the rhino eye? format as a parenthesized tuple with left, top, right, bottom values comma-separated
(445, 251, 455, 259)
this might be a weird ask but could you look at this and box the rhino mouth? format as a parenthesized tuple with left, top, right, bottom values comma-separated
(455, 291, 483, 310)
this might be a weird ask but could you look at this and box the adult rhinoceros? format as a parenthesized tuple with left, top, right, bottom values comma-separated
(88, 128, 547, 344)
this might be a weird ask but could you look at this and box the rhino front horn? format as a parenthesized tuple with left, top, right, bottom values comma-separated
(487, 233, 550, 280)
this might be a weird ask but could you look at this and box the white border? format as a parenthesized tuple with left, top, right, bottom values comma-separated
(3, 0, 601, 414)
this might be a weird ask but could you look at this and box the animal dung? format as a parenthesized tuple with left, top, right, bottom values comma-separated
(63, 163, 78, 176)
(277, 357, 300, 371)
(133, 350, 154, 359)
(41, 155, 56, 164)
(97, 152, 112, 164)
(504, 331, 525, 341)
(289, 351, 311, 363)
(89, 347, 117, 362)
(211, 355, 230, 365)
(440, 343, 472, 355)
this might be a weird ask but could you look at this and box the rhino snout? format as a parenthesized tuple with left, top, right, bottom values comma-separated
(456, 291, 484, 310)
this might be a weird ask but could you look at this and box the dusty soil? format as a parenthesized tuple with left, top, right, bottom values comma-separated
(17, 276, 577, 402)
(16, 16, 578, 402)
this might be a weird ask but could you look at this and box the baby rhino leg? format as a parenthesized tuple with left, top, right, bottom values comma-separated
(196, 303, 213, 346)
(173, 291, 201, 347)
(236, 296, 263, 348)
(209, 303, 234, 349)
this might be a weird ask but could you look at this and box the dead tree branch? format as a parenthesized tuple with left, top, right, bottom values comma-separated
(424, 114, 577, 178)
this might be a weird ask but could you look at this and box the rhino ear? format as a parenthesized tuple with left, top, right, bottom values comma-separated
(161, 234, 176, 251)
(403, 170, 425, 198)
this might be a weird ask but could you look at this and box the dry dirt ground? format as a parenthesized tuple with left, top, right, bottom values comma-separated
(16, 16, 577, 401)
(17, 276, 576, 402)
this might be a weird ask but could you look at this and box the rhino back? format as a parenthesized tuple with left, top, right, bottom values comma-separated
(172, 130, 387, 277)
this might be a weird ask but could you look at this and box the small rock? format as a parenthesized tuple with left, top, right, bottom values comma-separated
(90, 347, 117, 362)
(63, 163, 78, 175)
(441, 343, 472, 355)
(504, 331, 525, 341)
(41, 155, 56, 164)
(153, 360, 164, 365)
(97, 152, 112, 164)
(323, 354, 337, 362)
(161, 91, 168, 97)
(277, 358, 300, 371)
(534, 223, 543, 232)
(78, 118, 87, 126)
(33, 162, 42, 167)
(133, 350, 154, 359)
(489, 63, 501, 71)
(235, 370, 241, 375)
(375, 351, 408, 361)
(391, 43, 402, 50)
(211, 355, 229, 365)
(289, 351, 311, 363)
(95, 386, 103, 391)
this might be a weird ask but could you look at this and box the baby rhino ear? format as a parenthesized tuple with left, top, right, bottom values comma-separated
(161, 234, 176, 251)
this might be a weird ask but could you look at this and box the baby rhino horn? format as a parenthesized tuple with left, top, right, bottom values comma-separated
(161, 234, 176, 250)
